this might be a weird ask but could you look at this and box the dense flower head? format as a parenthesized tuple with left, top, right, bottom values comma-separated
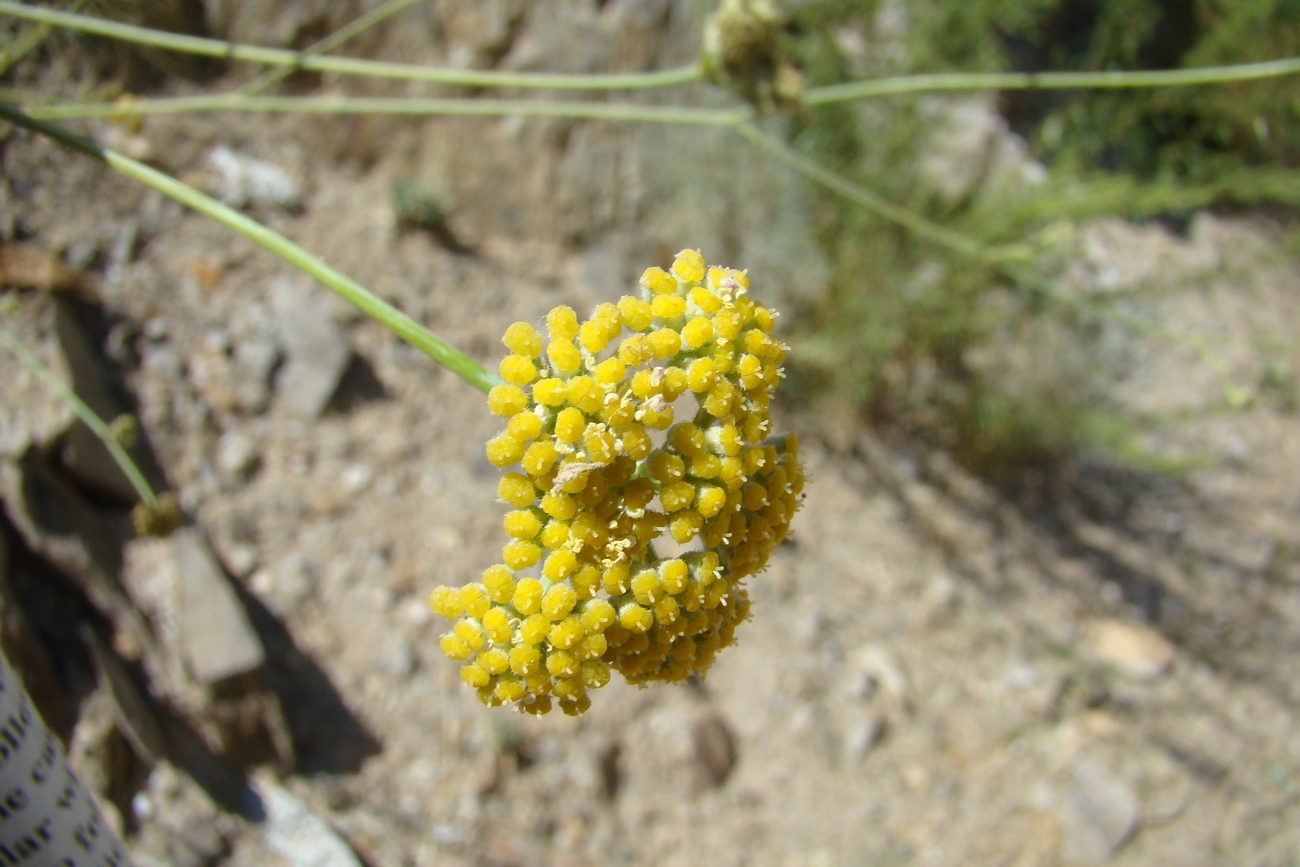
(432, 250, 804, 715)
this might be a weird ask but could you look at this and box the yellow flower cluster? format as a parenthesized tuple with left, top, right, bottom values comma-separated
(431, 250, 804, 715)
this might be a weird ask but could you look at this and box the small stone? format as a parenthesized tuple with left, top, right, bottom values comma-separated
(1060, 757, 1140, 864)
(691, 711, 738, 790)
(272, 279, 351, 418)
(340, 463, 372, 494)
(207, 146, 301, 210)
(171, 528, 264, 684)
(214, 431, 258, 481)
(223, 542, 259, 578)
(1081, 619, 1176, 680)
(252, 774, 363, 867)
(842, 714, 887, 762)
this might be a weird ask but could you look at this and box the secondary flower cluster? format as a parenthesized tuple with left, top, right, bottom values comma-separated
(431, 250, 803, 715)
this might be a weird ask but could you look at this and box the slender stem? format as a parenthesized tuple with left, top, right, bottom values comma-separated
(737, 123, 1242, 399)
(733, 122, 987, 259)
(0, 102, 500, 394)
(0, 326, 158, 507)
(0, 1, 701, 91)
(806, 57, 1300, 104)
(23, 93, 751, 126)
(239, 0, 422, 96)
(0, 0, 83, 75)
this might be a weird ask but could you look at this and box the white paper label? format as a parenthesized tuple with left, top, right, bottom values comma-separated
(0, 652, 133, 867)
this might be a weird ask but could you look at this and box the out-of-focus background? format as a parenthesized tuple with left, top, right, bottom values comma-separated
(2, 1, 1299, 864)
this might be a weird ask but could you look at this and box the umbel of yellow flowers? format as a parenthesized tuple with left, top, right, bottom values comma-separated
(431, 250, 804, 715)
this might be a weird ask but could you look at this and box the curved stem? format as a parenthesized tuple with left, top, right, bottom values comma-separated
(23, 93, 750, 126)
(733, 123, 987, 260)
(737, 123, 1243, 401)
(0, 1, 702, 92)
(0, 325, 159, 507)
(0, 101, 500, 394)
(807, 57, 1300, 105)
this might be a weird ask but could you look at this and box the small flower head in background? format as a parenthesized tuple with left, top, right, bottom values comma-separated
(431, 250, 804, 715)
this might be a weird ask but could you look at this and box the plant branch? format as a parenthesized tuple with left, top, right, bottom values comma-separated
(23, 93, 751, 126)
(733, 122, 987, 259)
(0, 325, 159, 506)
(0, 1, 701, 91)
(806, 57, 1300, 105)
(0, 101, 500, 394)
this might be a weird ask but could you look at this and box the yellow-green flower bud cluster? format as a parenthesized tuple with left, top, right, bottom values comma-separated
(432, 250, 804, 715)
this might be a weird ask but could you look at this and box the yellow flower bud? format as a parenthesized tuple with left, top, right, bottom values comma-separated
(499, 354, 537, 385)
(672, 249, 707, 283)
(541, 583, 579, 620)
(548, 616, 586, 650)
(495, 678, 527, 703)
(619, 603, 654, 633)
(513, 576, 545, 614)
(507, 410, 544, 441)
(566, 375, 604, 413)
(660, 480, 695, 512)
(617, 296, 654, 331)
(429, 586, 463, 619)
(687, 357, 718, 393)
(482, 608, 512, 644)
(532, 377, 568, 406)
(488, 384, 528, 416)
(503, 510, 542, 540)
(439, 633, 473, 660)
(546, 306, 580, 342)
(498, 472, 536, 507)
(651, 293, 687, 321)
(641, 266, 677, 295)
(503, 321, 544, 357)
(647, 327, 683, 359)
(485, 432, 526, 468)
(540, 519, 570, 549)
(547, 338, 582, 374)
(522, 440, 560, 476)
(509, 644, 541, 675)
(459, 584, 491, 618)
(540, 491, 578, 521)
(460, 661, 490, 687)
(520, 611, 553, 645)
(554, 407, 585, 444)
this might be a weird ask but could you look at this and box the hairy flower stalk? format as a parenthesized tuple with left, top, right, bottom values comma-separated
(431, 250, 804, 715)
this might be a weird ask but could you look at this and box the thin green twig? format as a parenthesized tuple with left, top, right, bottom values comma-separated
(0, 1, 701, 91)
(733, 123, 987, 259)
(0, 325, 159, 506)
(23, 92, 749, 126)
(0, 0, 84, 76)
(239, 0, 422, 96)
(0, 101, 500, 394)
(736, 123, 1244, 399)
(806, 57, 1300, 104)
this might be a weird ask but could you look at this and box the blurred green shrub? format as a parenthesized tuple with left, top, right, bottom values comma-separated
(782, 0, 1300, 471)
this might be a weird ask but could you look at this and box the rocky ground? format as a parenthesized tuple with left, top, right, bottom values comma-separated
(2, 3, 1299, 866)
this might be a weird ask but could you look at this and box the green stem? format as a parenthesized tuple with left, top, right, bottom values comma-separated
(239, 0, 422, 96)
(733, 122, 987, 259)
(0, 1, 701, 91)
(0, 325, 158, 507)
(0, 102, 499, 394)
(24, 93, 748, 126)
(806, 57, 1300, 105)
(737, 123, 1244, 402)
